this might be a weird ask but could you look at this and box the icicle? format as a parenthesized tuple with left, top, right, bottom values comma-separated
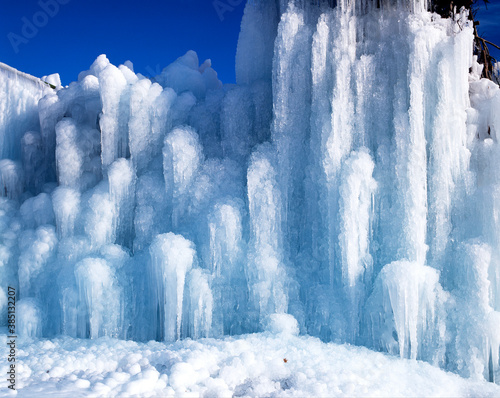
(149, 233, 196, 342)
(208, 200, 246, 335)
(364, 261, 447, 363)
(308, 10, 333, 272)
(108, 158, 136, 248)
(323, 6, 356, 287)
(247, 144, 288, 325)
(21, 131, 44, 194)
(163, 126, 203, 230)
(450, 241, 500, 381)
(235, 0, 279, 85)
(272, 3, 312, 258)
(84, 182, 115, 249)
(0, 159, 24, 200)
(221, 86, 255, 160)
(184, 268, 213, 339)
(338, 149, 377, 341)
(134, 172, 168, 252)
(19, 195, 43, 230)
(18, 226, 57, 298)
(129, 79, 175, 172)
(55, 118, 83, 189)
(0, 63, 47, 161)
(99, 64, 129, 170)
(74, 257, 122, 339)
(52, 187, 80, 239)
(17, 298, 43, 338)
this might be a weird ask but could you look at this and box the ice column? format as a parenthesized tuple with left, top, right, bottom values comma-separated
(55, 118, 83, 189)
(308, 11, 333, 269)
(134, 172, 168, 252)
(99, 64, 129, 170)
(247, 144, 288, 325)
(149, 233, 196, 342)
(52, 187, 80, 239)
(129, 79, 176, 172)
(18, 226, 58, 298)
(451, 242, 500, 380)
(338, 149, 376, 341)
(163, 127, 203, 230)
(84, 183, 115, 249)
(38, 92, 64, 182)
(208, 200, 246, 335)
(235, 0, 277, 149)
(426, 21, 472, 270)
(74, 257, 122, 339)
(392, 19, 445, 265)
(21, 131, 44, 193)
(0, 63, 46, 160)
(184, 268, 213, 339)
(365, 261, 447, 364)
(271, 4, 312, 257)
(221, 86, 255, 160)
(19, 193, 55, 230)
(108, 158, 136, 248)
(235, 0, 278, 85)
(17, 298, 43, 337)
(0, 160, 24, 199)
(322, 9, 356, 286)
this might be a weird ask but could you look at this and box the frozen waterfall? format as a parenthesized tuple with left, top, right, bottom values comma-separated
(1, 0, 500, 384)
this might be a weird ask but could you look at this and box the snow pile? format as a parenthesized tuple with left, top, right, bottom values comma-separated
(0, 0, 500, 389)
(0, 332, 499, 398)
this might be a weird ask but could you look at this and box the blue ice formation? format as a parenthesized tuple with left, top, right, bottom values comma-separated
(1, 0, 500, 383)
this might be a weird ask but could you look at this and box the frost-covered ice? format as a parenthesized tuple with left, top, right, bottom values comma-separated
(1, 0, 500, 393)
(1, 328, 499, 398)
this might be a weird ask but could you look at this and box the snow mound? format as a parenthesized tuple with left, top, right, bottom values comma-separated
(265, 314, 299, 336)
(0, 332, 499, 398)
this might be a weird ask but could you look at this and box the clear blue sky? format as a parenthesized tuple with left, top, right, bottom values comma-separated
(0, 0, 498, 85)
(476, 0, 500, 64)
(0, 0, 246, 84)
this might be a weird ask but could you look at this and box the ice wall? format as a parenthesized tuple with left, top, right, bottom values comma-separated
(1, 0, 500, 384)
(0, 63, 52, 162)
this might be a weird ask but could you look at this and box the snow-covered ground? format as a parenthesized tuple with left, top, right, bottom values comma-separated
(2, 329, 500, 397)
